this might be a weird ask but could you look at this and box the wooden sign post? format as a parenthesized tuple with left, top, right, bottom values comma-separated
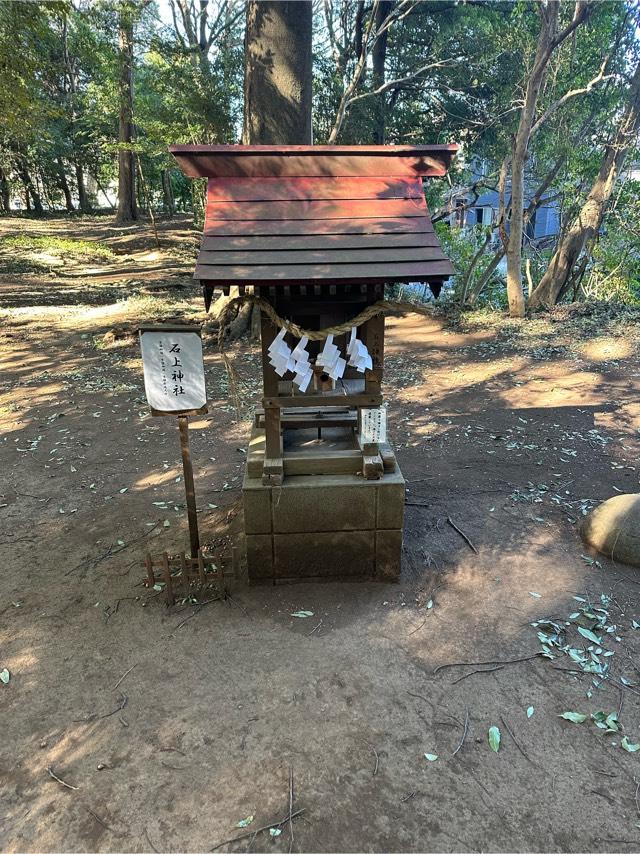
(139, 325, 208, 558)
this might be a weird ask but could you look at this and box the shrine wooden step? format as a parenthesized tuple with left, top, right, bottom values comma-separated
(247, 447, 364, 478)
(254, 406, 357, 430)
(247, 426, 397, 478)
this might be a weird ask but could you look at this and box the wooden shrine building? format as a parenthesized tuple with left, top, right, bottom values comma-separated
(171, 144, 457, 583)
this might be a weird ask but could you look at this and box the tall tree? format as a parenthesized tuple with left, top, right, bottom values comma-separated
(530, 58, 640, 308)
(504, 1, 589, 317)
(243, 0, 313, 144)
(116, 3, 137, 223)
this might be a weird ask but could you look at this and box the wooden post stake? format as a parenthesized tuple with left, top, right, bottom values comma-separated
(178, 415, 200, 559)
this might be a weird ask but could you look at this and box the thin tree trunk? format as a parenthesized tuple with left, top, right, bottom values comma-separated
(116, 4, 138, 224)
(94, 173, 116, 210)
(57, 160, 74, 212)
(466, 147, 572, 305)
(0, 167, 10, 212)
(505, 1, 588, 317)
(529, 59, 640, 309)
(459, 230, 493, 305)
(162, 169, 175, 216)
(506, 5, 559, 317)
(327, 1, 379, 145)
(19, 163, 43, 214)
(372, 0, 393, 144)
(31, 186, 43, 214)
(243, 1, 313, 145)
(467, 249, 505, 305)
(75, 160, 90, 213)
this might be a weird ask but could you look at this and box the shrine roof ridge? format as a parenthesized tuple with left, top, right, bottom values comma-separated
(170, 143, 458, 179)
(169, 144, 458, 154)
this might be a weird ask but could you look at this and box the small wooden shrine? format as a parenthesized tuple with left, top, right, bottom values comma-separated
(171, 144, 457, 583)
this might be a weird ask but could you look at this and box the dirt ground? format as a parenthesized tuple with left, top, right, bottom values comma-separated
(2, 214, 640, 853)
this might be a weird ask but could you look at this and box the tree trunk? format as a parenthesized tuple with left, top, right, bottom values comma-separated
(19, 163, 43, 214)
(0, 167, 10, 212)
(372, 0, 393, 144)
(529, 59, 640, 309)
(242, 0, 313, 145)
(74, 160, 90, 213)
(505, 4, 559, 318)
(505, 1, 588, 317)
(57, 160, 75, 212)
(239, 0, 313, 339)
(116, 4, 138, 224)
(162, 169, 175, 216)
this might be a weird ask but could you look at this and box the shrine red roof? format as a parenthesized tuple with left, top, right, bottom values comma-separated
(169, 144, 457, 286)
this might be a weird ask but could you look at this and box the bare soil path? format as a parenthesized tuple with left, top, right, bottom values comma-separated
(2, 215, 640, 852)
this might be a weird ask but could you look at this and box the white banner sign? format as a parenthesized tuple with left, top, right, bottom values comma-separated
(360, 406, 387, 445)
(139, 327, 207, 414)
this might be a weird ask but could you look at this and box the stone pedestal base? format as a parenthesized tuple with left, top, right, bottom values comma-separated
(242, 468, 405, 584)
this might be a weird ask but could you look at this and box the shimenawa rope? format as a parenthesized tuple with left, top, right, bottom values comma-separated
(217, 294, 435, 347)
(216, 294, 435, 414)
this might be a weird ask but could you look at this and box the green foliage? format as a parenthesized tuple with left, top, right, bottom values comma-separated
(0, 234, 114, 259)
(1, 0, 639, 311)
(436, 223, 506, 308)
(577, 181, 640, 305)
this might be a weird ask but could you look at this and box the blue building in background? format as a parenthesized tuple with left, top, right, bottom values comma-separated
(448, 159, 561, 248)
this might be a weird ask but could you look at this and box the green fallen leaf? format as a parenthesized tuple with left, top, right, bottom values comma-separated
(526, 706, 534, 718)
(622, 736, 640, 753)
(291, 610, 314, 618)
(488, 726, 501, 752)
(591, 711, 619, 732)
(577, 626, 602, 645)
(0, 668, 10, 684)
(269, 828, 282, 837)
(236, 815, 254, 828)
(559, 711, 587, 723)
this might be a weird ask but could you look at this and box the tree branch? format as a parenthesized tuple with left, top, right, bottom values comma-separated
(327, 0, 380, 143)
(347, 57, 464, 105)
(531, 60, 614, 138)
(551, 0, 590, 52)
(207, 1, 243, 52)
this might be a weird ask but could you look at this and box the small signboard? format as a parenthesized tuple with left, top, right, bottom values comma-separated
(360, 406, 387, 445)
(139, 325, 207, 416)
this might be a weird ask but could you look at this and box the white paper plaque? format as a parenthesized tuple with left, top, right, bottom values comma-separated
(139, 326, 207, 414)
(360, 406, 387, 444)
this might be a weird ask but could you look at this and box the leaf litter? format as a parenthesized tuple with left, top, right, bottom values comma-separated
(533, 591, 640, 750)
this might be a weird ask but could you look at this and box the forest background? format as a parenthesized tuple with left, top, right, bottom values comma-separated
(2, 0, 640, 317)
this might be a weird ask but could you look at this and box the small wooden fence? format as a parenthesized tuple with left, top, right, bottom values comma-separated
(143, 550, 226, 606)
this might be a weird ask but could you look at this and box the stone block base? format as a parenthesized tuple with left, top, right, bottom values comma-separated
(242, 468, 404, 583)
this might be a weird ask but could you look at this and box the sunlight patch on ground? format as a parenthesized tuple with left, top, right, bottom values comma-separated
(132, 468, 182, 489)
(578, 336, 634, 362)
